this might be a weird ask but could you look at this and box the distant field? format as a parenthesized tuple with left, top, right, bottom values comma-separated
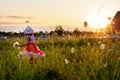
(0, 37, 120, 80)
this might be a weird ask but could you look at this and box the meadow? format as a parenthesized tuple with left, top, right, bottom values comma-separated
(0, 37, 120, 80)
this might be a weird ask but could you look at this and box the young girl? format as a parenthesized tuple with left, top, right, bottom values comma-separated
(19, 26, 45, 61)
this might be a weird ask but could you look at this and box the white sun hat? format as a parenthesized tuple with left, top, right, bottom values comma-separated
(24, 26, 34, 34)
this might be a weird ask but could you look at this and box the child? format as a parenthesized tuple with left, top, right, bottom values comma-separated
(19, 26, 45, 61)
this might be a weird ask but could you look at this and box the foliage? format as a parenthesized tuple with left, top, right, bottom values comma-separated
(54, 25, 64, 36)
(84, 21, 88, 27)
(73, 28, 80, 37)
(0, 38, 120, 80)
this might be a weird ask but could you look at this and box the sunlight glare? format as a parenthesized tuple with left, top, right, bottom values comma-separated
(88, 8, 111, 28)
(97, 11, 111, 28)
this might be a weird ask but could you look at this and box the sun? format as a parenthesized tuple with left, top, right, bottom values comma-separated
(97, 12, 111, 28)
(88, 8, 111, 29)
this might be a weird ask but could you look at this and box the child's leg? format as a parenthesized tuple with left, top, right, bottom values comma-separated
(29, 52, 33, 61)
(18, 52, 24, 59)
(29, 54, 33, 61)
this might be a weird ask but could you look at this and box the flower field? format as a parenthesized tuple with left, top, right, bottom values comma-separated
(0, 37, 120, 80)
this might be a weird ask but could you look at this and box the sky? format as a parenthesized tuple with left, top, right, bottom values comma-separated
(0, 0, 120, 29)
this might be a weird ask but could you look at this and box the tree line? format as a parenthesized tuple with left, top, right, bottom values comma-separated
(0, 25, 95, 38)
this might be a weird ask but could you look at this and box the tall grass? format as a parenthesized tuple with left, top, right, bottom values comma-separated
(0, 37, 120, 80)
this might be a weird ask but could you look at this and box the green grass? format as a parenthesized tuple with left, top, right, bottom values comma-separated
(0, 37, 120, 80)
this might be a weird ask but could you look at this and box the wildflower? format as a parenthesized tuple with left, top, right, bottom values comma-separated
(71, 47, 75, 53)
(68, 35, 72, 40)
(4, 36, 7, 39)
(88, 42, 90, 46)
(13, 42, 19, 49)
(103, 63, 107, 68)
(98, 41, 101, 44)
(64, 59, 69, 64)
(99, 66, 102, 69)
(100, 44, 105, 50)
(99, 63, 107, 69)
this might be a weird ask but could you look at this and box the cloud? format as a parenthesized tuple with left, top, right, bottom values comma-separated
(0, 16, 3, 18)
(7, 16, 34, 19)
(0, 16, 34, 19)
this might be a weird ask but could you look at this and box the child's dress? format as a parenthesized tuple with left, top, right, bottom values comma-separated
(24, 34, 45, 57)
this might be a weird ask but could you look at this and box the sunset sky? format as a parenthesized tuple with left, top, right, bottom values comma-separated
(0, 0, 120, 28)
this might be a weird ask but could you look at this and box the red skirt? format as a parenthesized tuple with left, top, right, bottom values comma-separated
(24, 43, 43, 54)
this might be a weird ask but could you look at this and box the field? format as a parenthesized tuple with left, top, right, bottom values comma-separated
(0, 37, 120, 80)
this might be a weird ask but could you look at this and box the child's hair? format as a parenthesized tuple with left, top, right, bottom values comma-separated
(26, 33, 33, 36)
(27, 33, 33, 36)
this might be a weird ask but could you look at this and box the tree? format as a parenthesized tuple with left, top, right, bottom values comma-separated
(104, 17, 112, 35)
(73, 28, 80, 37)
(39, 31, 44, 35)
(54, 25, 64, 36)
(84, 21, 88, 28)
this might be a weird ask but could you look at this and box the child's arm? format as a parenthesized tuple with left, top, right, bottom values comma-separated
(19, 37, 30, 47)
(19, 36, 31, 47)
(19, 44, 27, 47)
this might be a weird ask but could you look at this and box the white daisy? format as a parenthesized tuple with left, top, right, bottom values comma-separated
(13, 42, 19, 49)
(98, 41, 101, 44)
(103, 63, 107, 68)
(64, 59, 69, 64)
(71, 47, 75, 53)
(100, 44, 105, 50)
(88, 42, 90, 46)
